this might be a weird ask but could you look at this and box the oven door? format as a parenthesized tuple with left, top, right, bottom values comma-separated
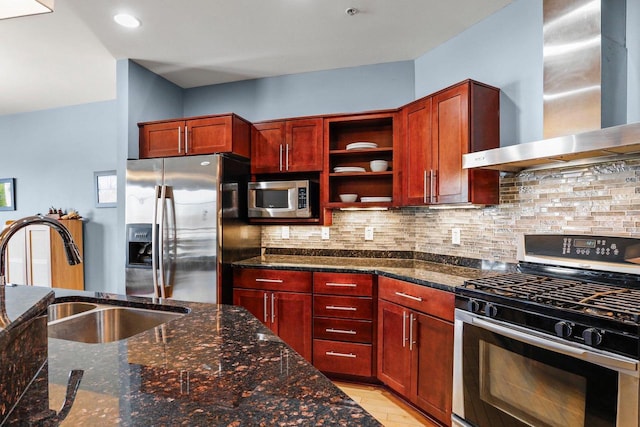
(453, 309, 639, 427)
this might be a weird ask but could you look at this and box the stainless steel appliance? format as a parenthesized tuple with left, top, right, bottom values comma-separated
(248, 179, 317, 218)
(453, 234, 640, 427)
(125, 154, 260, 304)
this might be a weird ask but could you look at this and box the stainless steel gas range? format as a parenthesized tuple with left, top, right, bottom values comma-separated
(453, 234, 640, 427)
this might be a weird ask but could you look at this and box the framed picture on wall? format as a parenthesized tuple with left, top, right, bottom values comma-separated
(0, 178, 16, 211)
(95, 170, 117, 208)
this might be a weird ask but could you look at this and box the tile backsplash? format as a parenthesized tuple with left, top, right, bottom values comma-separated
(261, 157, 640, 263)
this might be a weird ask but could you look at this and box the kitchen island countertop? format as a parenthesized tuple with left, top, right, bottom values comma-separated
(6, 290, 380, 426)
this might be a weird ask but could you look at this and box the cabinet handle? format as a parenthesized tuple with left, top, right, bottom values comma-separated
(325, 282, 357, 288)
(395, 291, 423, 302)
(325, 305, 357, 311)
(255, 278, 284, 283)
(402, 310, 408, 348)
(178, 126, 182, 153)
(185, 125, 189, 154)
(326, 328, 357, 335)
(279, 144, 283, 171)
(409, 313, 416, 351)
(271, 293, 275, 323)
(430, 170, 437, 203)
(424, 170, 428, 204)
(326, 351, 357, 359)
(285, 144, 290, 171)
(263, 293, 268, 323)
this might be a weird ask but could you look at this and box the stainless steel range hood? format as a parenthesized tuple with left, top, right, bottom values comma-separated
(462, 121, 640, 172)
(463, 0, 633, 172)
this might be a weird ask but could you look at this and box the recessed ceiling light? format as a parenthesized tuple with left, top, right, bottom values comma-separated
(114, 13, 140, 28)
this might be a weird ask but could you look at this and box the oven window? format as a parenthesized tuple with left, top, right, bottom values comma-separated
(255, 190, 289, 209)
(460, 322, 618, 427)
(480, 341, 587, 427)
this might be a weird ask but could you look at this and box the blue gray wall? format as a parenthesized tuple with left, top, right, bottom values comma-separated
(0, 101, 118, 292)
(183, 61, 415, 122)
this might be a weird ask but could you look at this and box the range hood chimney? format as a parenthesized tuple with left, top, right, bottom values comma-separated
(463, 0, 640, 172)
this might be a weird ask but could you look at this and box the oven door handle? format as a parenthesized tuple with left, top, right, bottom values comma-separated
(470, 315, 639, 374)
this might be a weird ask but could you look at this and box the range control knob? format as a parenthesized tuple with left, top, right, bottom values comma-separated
(484, 303, 498, 318)
(554, 321, 573, 338)
(582, 328, 604, 346)
(467, 299, 482, 313)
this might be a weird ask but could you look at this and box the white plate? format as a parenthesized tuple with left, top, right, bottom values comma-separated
(346, 142, 378, 150)
(360, 197, 392, 203)
(334, 166, 366, 173)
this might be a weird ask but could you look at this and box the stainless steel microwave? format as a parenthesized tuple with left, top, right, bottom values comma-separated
(248, 180, 316, 218)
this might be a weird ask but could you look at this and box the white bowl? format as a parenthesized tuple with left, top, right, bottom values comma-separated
(339, 194, 358, 203)
(370, 160, 389, 172)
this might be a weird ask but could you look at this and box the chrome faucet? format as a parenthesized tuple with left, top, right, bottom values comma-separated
(0, 215, 82, 327)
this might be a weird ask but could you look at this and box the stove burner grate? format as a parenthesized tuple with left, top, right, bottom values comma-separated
(464, 273, 640, 323)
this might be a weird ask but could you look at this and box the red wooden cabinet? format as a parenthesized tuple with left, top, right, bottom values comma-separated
(139, 114, 251, 159)
(312, 272, 376, 379)
(251, 118, 323, 173)
(233, 268, 312, 362)
(377, 276, 454, 426)
(402, 80, 500, 206)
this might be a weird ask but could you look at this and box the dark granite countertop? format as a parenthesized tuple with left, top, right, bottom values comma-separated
(0, 285, 54, 348)
(234, 255, 509, 292)
(6, 290, 380, 426)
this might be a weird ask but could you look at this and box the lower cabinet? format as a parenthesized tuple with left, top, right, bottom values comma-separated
(312, 272, 375, 379)
(377, 276, 454, 426)
(233, 268, 312, 361)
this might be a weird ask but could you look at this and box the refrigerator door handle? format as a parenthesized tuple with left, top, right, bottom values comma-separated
(152, 185, 161, 298)
(157, 185, 167, 299)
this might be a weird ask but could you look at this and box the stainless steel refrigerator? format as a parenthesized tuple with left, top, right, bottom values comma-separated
(125, 154, 261, 304)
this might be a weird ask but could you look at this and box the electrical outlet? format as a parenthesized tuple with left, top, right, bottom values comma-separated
(452, 228, 461, 245)
(281, 226, 290, 239)
(365, 226, 374, 241)
(321, 227, 330, 240)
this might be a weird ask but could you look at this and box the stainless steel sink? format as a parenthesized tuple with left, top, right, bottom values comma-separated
(48, 305, 184, 344)
(48, 302, 98, 322)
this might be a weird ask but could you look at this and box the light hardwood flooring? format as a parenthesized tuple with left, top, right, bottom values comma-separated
(334, 381, 440, 427)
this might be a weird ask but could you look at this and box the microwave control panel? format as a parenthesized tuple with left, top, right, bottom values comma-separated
(298, 188, 307, 209)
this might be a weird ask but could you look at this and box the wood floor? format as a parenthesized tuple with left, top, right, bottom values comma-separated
(334, 381, 440, 427)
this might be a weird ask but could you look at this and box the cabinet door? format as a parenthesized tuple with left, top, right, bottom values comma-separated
(403, 97, 433, 205)
(412, 312, 454, 426)
(140, 121, 183, 158)
(233, 289, 269, 327)
(251, 121, 285, 173)
(285, 118, 323, 172)
(273, 291, 312, 361)
(432, 84, 469, 204)
(186, 116, 232, 155)
(377, 300, 411, 396)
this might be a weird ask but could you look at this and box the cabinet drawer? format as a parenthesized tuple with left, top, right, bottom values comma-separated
(313, 295, 372, 320)
(378, 276, 454, 322)
(313, 318, 372, 343)
(313, 272, 373, 296)
(313, 339, 373, 377)
(233, 268, 312, 293)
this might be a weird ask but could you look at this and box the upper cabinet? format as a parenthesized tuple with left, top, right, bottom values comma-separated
(324, 111, 400, 209)
(251, 118, 323, 174)
(139, 114, 251, 159)
(402, 80, 500, 206)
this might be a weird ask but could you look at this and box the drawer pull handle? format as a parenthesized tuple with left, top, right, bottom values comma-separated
(395, 291, 423, 302)
(255, 278, 284, 283)
(326, 328, 357, 335)
(326, 351, 356, 358)
(326, 305, 357, 311)
(325, 282, 357, 288)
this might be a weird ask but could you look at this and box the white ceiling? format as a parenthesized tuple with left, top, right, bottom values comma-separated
(0, 0, 511, 116)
